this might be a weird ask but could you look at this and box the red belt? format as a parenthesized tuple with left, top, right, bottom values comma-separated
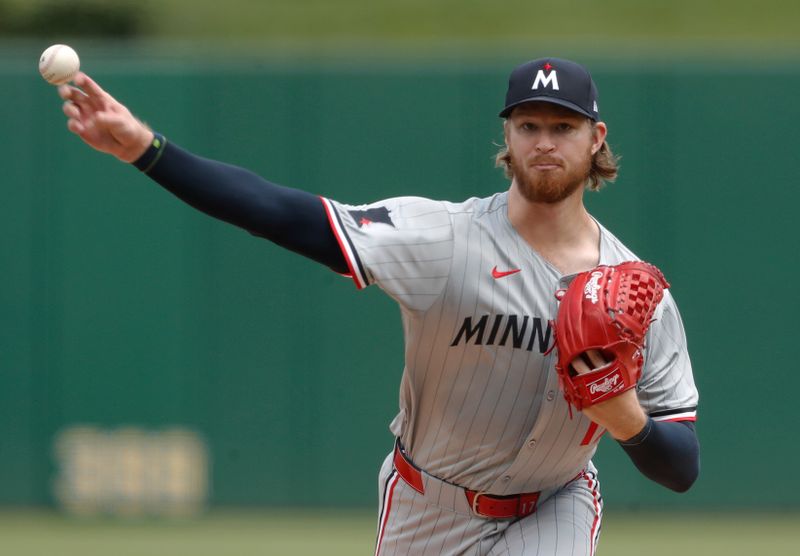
(393, 442, 540, 519)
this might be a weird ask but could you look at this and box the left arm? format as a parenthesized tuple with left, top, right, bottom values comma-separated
(579, 384, 700, 493)
(574, 284, 700, 492)
(618, 418, 699, 492)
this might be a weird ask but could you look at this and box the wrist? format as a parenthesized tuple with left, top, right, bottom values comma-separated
(618, 417, 653, 445)
(605, 409, 648, 441)
(581, 389, 647, 440)
(132, 132, 166, 172)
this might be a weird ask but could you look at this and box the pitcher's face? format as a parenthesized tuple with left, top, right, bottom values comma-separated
(505, 103, 605, 204)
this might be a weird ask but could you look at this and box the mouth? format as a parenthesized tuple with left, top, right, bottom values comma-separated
(531, 162, 561, 171)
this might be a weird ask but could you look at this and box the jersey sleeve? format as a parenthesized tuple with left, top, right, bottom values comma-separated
(321, 196, 454, 311)
(637, 290, 699, 422)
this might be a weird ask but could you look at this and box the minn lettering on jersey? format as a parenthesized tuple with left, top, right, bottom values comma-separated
(450, 314, 553, 353)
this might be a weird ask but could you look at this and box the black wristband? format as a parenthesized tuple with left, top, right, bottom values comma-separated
(132, 132, 167, 173)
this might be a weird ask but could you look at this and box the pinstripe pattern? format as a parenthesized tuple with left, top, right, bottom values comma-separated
(375, 450, 604, 555)
(485, 470, 603, 556)
(328, 191, 698, 554)
(375, 470, 401, 555)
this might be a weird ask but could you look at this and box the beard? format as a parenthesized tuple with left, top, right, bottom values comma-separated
(509, 147, 593, 204)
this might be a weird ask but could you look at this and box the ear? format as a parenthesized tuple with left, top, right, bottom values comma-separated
(503, 119, 510, 147)
(591, 121, 607, 154)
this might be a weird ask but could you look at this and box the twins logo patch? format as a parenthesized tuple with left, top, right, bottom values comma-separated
(349, 206, 395, 228)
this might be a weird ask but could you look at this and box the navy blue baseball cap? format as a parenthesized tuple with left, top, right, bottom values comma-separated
(499, 57, 599, 120)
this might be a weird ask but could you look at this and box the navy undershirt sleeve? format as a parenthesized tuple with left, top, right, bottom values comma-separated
(132, 133, 349, 274)
(618, 418, 700, 492)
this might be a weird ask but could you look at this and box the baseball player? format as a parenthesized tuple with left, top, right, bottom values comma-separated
(57, 57, 699, 555)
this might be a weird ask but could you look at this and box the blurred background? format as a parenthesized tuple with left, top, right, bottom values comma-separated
(1, 0, 799, 554)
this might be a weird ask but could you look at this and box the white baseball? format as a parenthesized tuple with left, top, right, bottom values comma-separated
(39, 44, 80, 86)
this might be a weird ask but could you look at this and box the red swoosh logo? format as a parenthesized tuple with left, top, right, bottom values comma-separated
(492, 266, 522, 279)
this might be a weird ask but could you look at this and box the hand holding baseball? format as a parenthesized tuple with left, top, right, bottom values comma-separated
(59, 72, 153, 163)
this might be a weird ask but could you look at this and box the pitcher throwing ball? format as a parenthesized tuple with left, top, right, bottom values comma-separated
(57, 57, 699, 555)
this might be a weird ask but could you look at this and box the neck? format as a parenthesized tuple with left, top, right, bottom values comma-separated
(507, 181, 600, 274)
(508, 182, 594, 242)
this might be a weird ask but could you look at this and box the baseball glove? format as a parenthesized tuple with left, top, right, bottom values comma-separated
(551, 261, 669, 412)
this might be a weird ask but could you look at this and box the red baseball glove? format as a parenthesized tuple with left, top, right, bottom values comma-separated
(552, 261, 669, 412)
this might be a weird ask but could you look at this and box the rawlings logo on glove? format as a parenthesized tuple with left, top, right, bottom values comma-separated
(588, 372, 622, 396)
(551, 261, 669, 412)
(583, 271, 603, 304)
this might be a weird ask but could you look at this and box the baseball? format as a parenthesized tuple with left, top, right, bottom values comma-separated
(39, 44, 80, 85)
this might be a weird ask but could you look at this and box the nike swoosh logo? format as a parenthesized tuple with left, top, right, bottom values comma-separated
(492, 266, 522, 279)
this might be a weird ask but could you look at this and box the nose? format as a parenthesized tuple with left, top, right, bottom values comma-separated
(535, 133, 556, 153)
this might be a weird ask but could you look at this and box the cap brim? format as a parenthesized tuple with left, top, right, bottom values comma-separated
(499, 97, 595, 120)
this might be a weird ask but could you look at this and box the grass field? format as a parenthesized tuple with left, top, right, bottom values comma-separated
(0, 509, 797, 555)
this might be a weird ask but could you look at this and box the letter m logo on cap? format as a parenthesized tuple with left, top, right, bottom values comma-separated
(532, 69, 559, 91)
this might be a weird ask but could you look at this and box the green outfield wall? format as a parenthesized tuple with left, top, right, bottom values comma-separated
(1, 47, 798, 511)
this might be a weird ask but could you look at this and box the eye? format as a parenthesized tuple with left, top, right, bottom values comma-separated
(520, 122, 537, 132)
(555, 122, 573, 132)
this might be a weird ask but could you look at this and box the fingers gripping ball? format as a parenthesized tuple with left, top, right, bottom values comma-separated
(39, 44, 80, 86)
(552, 261, 669, 412)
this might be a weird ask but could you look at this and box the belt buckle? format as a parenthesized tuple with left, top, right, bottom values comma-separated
(471, 491, 488, 517)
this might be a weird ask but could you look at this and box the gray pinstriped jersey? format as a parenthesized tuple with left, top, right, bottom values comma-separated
(323, 191, 698, 495)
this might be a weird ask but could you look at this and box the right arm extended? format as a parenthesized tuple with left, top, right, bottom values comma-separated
(58, 72, 348, 273)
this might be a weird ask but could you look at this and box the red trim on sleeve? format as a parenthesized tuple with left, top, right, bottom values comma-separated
(661, 416, 697, 423)
(319, 196, 363, 290)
